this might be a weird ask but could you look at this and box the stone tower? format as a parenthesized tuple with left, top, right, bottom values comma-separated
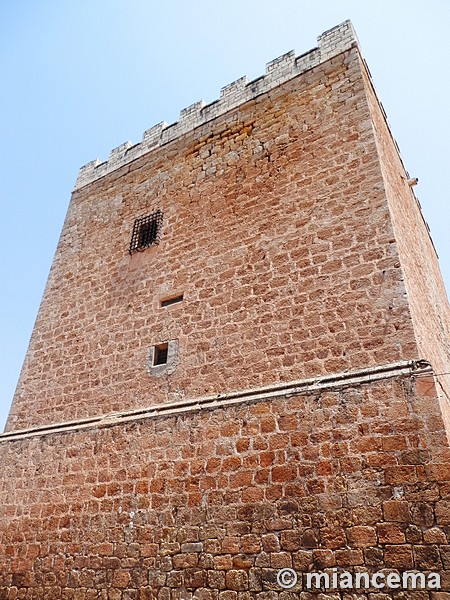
(1, 21, 450, 598)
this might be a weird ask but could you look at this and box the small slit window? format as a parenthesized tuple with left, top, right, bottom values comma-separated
(153, 343, 168, 366)
(161, 294, 184, 307)
(129, 210, 163, 254)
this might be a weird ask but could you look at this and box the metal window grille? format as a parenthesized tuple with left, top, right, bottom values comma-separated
(129, 210, 163, 254)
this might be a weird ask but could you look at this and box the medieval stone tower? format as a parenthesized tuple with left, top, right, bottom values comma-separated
(1, 21, 450, 598)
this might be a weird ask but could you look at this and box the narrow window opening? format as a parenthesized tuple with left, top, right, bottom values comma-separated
(153, 343, 168, 366)
(129, 210, 163, 254)
(138, 220, 158, 247)
(161, 294, 184, 307)
(147, 339, 179, 376)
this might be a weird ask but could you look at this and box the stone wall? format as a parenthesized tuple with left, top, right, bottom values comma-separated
(2, 20, 450, 599)
(1, 368, 450, 598)
(7, 43, 420, 431)
(361, 54, 450, 436)
(74, 21, 358, 190)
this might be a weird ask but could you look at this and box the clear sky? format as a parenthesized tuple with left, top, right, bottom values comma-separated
(1, 1, 449, 431)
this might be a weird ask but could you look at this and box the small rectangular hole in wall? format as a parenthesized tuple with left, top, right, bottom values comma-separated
(153, 343, 169, 366)
(161, 294, 184, 307)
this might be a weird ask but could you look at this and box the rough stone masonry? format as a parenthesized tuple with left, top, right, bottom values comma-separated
(1, 20, 450, 599)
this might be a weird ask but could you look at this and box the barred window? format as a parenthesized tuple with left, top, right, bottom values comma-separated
(129, 210, 163, 254)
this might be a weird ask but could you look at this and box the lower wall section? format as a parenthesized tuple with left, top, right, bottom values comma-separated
(1, 372, 450, 599)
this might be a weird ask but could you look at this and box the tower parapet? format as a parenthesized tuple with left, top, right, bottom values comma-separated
(75, 20, 358, 190)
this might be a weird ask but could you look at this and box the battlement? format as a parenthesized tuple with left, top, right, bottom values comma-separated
(74, 20, 358, 190)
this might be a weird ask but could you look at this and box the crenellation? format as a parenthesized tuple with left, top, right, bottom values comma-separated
(318, 19, 359, 60)
(246, 74, 269, 98)
(160, 120, 182, 145)
(177, 100, 207, 137)
(75, 158, 101, 186)
(264, 51, 298, 90)
(179, 99, 206, 120)
(200, 99, 221, 121)
(141, 121, 168, 149)
(124, 142, 143, 165)
(295, 47, 321, 72)
(265, 50, 296, 74)
(92, 160, 108, 180)
(74, 20, 359, 190)
(218, 76, 250, 113)
(220, 75, 248, 98)
(108, 140, 133, 165)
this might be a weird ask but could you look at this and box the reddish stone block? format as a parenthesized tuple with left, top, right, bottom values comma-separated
(384, 545, 413, 568)
(260, 417, 277, 433)
(385, 466, 418, 484)
(410, 501, 435, 527)
(277, 415, 298, 431)
(229, 471, 253, 489)
(225, 570, 248, 591)
(292, 550, 313, 570)
(214, 555, 233, 570)
(271, 465, 297, 483)
(173, 553, 198, 569)
(415, 375, 438, 398)
(381, 435, 407, 451)
(261, 534, 280, 553)
(428, 464, 450, 481)
(347, 526, 377, 548)
(280, 530, 301, 552)
(218, 592, 237, 600)
(312, 549, 336, 568)
(319, 527, 346, 549)
(436, 501, 450, 526)
(423, 527, 447, 544)
(112, 570, 131, 588)
(240, 535, 261, 554)
(376, 523, 405, 544)
(382, 501, 410, 522)
(413, 544, 442, 569)
(334, 549, 364, 567)
(208, 570, 226, 589)
(259, 452, 275, 468)
(242, 487, 264, 503)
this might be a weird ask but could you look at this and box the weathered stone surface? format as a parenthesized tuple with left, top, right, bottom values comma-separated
(1, 19, 450, 599)
(5, 27, 428, 433)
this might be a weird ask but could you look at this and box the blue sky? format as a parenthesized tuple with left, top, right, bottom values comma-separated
(1, 1, 449, 431)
